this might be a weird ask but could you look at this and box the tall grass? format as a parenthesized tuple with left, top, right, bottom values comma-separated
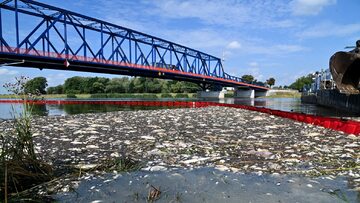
(0, 77, 52, 201)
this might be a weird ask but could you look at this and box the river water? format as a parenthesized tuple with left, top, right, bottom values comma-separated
(0, 97, 359, 120)
(55, 168, 359, 203)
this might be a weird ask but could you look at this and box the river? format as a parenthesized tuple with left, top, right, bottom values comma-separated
(0, 97, 359, 120)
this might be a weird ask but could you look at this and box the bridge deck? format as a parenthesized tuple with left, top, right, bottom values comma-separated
(0, 47, 269, 90)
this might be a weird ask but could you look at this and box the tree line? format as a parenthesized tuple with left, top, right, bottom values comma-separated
(241, 75, 276, 87)
(22, 73, 317, 94)
(21, 75, 278, 95)
(47, 76, 201, 94)
(288, 74, 313, 91)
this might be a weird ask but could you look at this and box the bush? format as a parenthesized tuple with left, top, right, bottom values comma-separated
(90, 93, 108, 98)
(225, 92, 234, 98)
(160, 93, 173, 98)
(142, 94, 158, 99)
(114, 93, 136, 98)
(174, 93, 189, 98)
(66, 93, 77, 98)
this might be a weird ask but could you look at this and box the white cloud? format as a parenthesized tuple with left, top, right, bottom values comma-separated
(249, 62, 259, 67)
(234, 62, 264, 81)
(273, 45, 305, 52)
(237, 40, 306, 55)
(298, 22, 360, 38)
(0, 68, 19, 75)
(149, 0, 295, 29)
(247, 62, 263, 81)
(248, 67, 264, 81)
(47, 73, 67, 87)
(157, 29, 228, 56)
(291, 0, 336, 16)
(227, 41, 242, 49)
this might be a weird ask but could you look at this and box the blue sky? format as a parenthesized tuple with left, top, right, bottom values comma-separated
(0, 0, 360, 93)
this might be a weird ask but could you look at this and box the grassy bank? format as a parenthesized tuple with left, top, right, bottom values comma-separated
(0, 93, 197, 99)
(224, 90, 301, 98)
(0, 91, 300, 99)
(265, 91, 301, 98)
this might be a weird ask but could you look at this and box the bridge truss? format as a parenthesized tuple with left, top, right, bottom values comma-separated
(0, 0, 268, 90)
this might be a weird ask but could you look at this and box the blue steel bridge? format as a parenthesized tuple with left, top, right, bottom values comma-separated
(0, 0, 268, 92)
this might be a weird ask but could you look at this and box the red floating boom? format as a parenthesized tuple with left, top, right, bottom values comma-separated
(0, 100, 359, 135)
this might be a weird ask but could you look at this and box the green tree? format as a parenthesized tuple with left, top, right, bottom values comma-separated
(170, 81, 183, 93)
(47, 85, 63, 94)
(289, 74, 313, 91)
(160, 80, 170, 93)
(24, 77, 48, 94)
(106, 78, 128, 93)
(132, 77, 146, 93)
(128, 79, 135, 93)
(91, 82, 106, 93)
(266, 77, 276, 88)
(87, 77, 109, 93)
(146, 78, 162, 93)
(60, 76, 202, 94)
(63, 76, 85, 94)
(241, 75, 254, 83)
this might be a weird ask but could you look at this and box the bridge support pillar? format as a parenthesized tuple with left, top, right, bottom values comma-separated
(197, 90, 226, 99)
(234, 88, 255, 98)
(255, 90, 268, 97)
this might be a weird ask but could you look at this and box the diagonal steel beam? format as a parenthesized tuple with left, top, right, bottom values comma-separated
(25, 12, 63, 54)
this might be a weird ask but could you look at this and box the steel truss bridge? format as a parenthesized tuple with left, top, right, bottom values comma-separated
(0, 0, 268, 91)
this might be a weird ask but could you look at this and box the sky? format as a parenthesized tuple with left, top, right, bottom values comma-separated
(0, 0, 359, 93)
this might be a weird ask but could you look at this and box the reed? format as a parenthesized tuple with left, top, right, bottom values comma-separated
(0, 77, 53, 201)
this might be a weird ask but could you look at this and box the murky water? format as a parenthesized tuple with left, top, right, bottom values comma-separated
(55, 168, 359, 203)
(221, 97, 360, 118)
(0, 97, 359, 119)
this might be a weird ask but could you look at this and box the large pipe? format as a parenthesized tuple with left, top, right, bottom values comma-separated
(329, 40, 360, 94)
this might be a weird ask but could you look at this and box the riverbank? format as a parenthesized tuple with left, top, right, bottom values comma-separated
(0, 91, 300, 99)
(0, 93, 197, 99)
(265, 91, 301, 98)
(0, 106, 359, 199)
(224, 90, 300, 98)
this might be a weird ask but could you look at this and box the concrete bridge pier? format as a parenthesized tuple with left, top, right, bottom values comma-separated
(234, 87, 268, 98)
(234, 88, 255, 98)
(197, 90, 226, 99)
(255, 90, 268, 97)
